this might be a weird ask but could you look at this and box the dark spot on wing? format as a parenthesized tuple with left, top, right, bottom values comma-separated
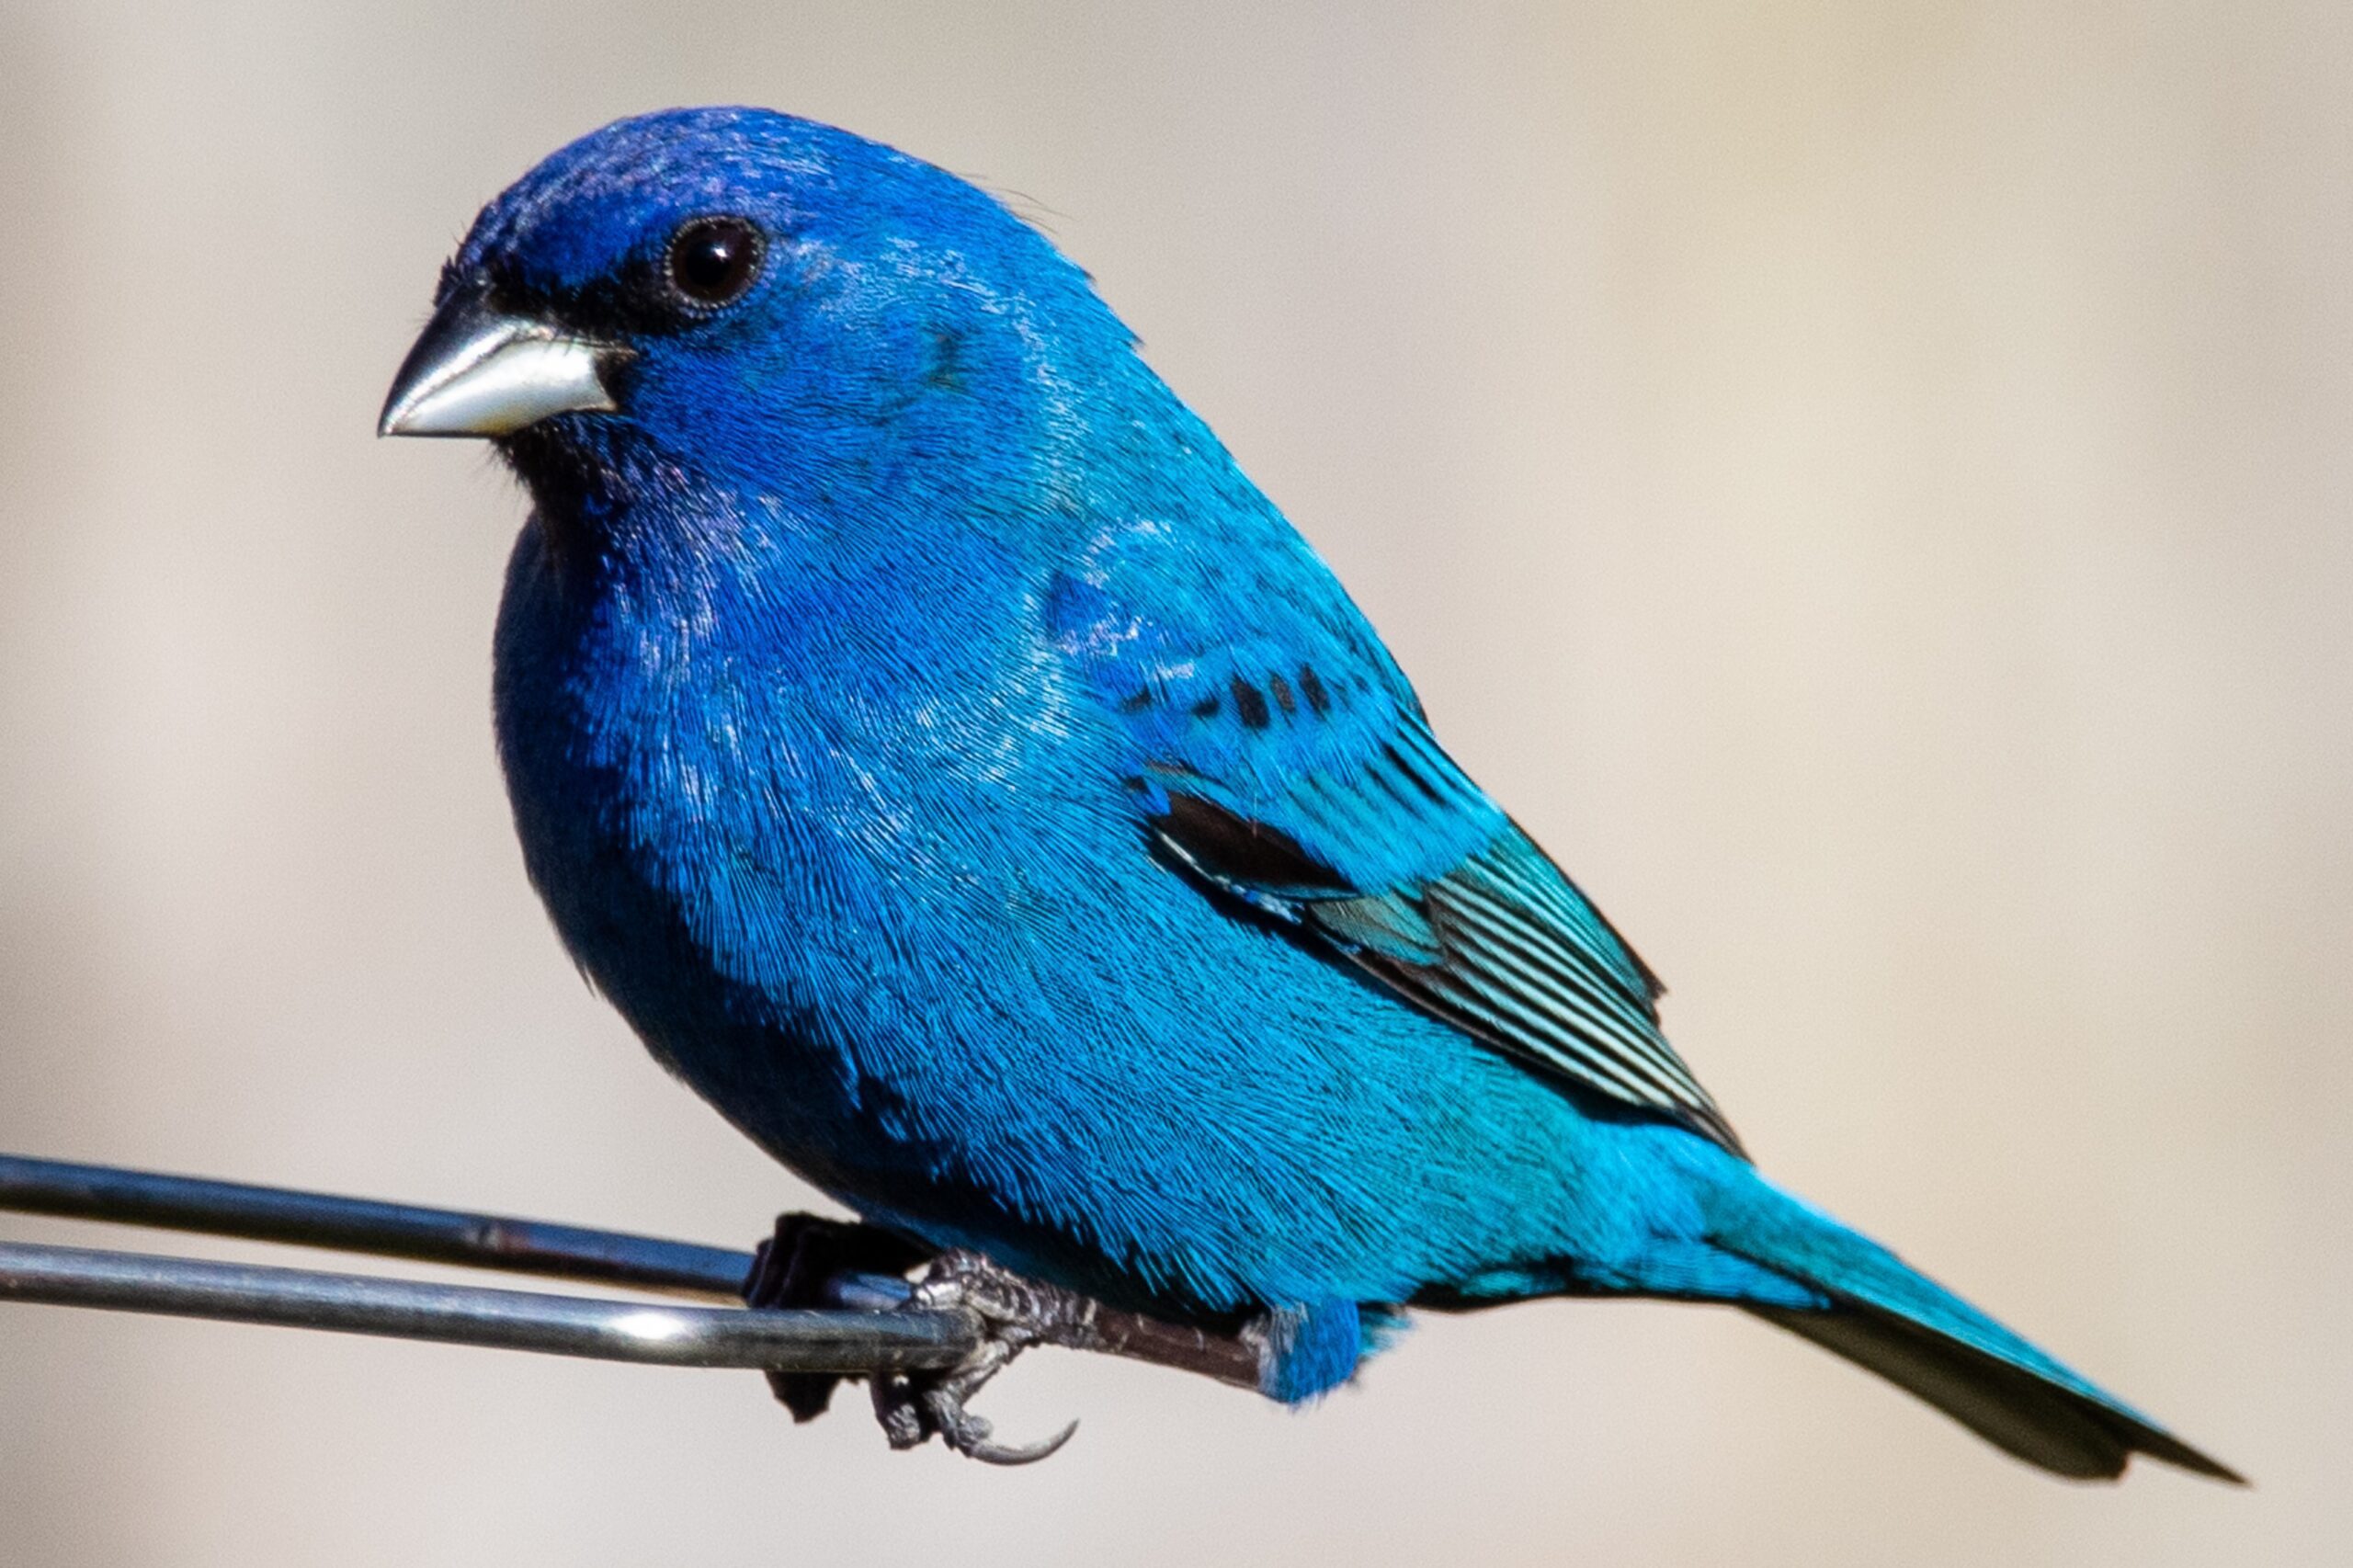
(1298, 666, 1332, 716)
(1231, 677, 1271, 730)
(922, 327, 967, 391)
(1191, 693, 1222, 719)
(1151, 792, 1353, 893)
(1269, 673, 1298, 716)
(1118, 688, 1154, 714)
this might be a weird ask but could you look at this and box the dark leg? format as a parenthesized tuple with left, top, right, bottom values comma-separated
(867, 1249, 1088, 1464)
(742, 1213, 936, 1421)
(748, 1221, 1270, 1464)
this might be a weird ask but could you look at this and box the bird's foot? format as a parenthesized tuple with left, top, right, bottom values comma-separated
(743, 1213, 936, 1421)
(869, 1249, 1086, 1465)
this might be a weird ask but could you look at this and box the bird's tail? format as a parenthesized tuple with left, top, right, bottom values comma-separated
(1701, 1173, 2240, 1482)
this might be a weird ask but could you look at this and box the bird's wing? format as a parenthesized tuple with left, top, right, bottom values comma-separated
(1045, 558, 1743, 1155)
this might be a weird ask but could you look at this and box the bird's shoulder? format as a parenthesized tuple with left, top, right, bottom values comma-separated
(1037, 506, 1741, 1153)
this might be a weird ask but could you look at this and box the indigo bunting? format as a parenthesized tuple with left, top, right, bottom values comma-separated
(381, 107, 2233, 1481)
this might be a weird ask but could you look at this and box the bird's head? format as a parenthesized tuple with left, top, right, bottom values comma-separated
(382, 108, 1144, 537)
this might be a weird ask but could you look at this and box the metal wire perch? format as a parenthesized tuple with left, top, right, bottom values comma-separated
(0, 1152, 1263, 1463)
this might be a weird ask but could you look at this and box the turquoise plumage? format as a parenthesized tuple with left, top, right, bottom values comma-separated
(380, 106, 2234, 1482)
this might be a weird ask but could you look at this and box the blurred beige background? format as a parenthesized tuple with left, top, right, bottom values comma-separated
(0, 2, 2343, 1563)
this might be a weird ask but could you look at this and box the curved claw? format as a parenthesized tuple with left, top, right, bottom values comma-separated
(955, 1416, 1080, 1467)
(871, 1362, 1083, 1466)
(916, 1376, 1081, 1465)
(867, 1251, 1103, 1464)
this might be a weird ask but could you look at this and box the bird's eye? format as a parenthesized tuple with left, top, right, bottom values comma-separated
(665, 216, 766, 308)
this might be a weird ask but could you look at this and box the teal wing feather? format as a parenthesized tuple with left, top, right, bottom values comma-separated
(1048, 563, 1743, 1154)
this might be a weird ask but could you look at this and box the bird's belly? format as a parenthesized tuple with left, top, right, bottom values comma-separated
(496, 663, 1677, 1318)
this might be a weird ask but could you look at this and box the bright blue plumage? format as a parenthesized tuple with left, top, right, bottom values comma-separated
(386, 107, 2232, 1480)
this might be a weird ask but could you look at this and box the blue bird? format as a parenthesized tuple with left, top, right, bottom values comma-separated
(381, 107, 2233, 1481)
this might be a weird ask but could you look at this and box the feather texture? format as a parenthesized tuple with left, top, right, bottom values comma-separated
(400, 105, 2238, 1481)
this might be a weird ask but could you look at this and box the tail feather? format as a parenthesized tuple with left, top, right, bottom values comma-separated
(1750, 1302, 2238, 1481)
(1707, 1176, 2240, 1483)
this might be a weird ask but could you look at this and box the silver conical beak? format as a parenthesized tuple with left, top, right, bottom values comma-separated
(379, 286, 624, 437)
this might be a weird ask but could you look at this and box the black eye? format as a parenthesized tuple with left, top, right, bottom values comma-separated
(665, 215, 765, 308)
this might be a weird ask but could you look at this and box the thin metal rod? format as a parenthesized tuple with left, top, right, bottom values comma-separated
(0, 1152, 1267, 1393)
(0, 1240, 980, 1372)
(0, 1153, 752, 1298)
